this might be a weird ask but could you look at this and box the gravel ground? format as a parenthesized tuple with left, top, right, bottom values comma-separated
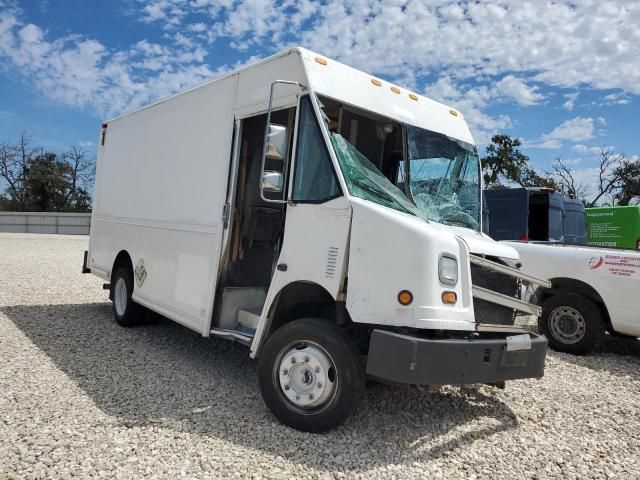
(1, 233, 640, 479)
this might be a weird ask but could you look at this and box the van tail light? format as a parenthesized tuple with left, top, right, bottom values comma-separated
(636, 238, 640, 250)
(520, 236, 529, 241)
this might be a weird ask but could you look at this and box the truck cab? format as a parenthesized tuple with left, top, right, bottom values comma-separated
(86, 48, 548, 432)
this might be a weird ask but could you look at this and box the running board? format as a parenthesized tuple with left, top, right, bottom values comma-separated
(469, 255, 551, 288)
(472, 286, 541, 316)
(210, 328, 254, 346)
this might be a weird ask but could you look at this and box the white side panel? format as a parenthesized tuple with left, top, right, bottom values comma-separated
(89, 75, 237, 334)
(346, 198, 475, 330)
(506, 242, 640, 337)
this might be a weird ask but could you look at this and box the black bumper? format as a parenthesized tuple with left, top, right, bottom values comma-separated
(366, 329, 547, 385)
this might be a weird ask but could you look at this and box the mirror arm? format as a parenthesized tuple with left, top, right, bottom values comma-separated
(260, 80, 306, 204)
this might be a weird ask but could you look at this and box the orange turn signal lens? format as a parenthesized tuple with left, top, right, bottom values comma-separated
(315, 56, 328, 65)
(442, 291, 457, 304)
(398, 290, 413, 306)
(371, 78, 382, 86)
(390, 86, 401, 94)
(449, 109, 459, 116)
(409, 93, 418, 101)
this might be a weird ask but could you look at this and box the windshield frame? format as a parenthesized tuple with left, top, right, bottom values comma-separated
(312, 92, 483, 230)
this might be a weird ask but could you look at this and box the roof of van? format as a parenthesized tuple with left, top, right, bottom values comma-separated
(106, 47, 475, 145)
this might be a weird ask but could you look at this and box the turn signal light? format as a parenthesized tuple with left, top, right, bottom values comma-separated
(398, 290, 413, 306)
(442, 291, 457, 304)
(390, 86, 401, 94)
(371, 78, 382, 86)
(315, 56, 328, 65)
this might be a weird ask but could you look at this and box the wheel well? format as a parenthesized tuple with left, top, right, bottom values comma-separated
(111, 250, 133, 287)
(265, 282, 342, 338)
(538, 277, 612, 330)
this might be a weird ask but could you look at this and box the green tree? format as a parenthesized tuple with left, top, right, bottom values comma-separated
(0, 133, 94, 212)
(482, 134, 555, 188)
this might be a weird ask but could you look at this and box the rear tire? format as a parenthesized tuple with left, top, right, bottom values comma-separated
(539, 293, 605, 355)
(111, 267, 141, 327)
(258, 318, 365, 432)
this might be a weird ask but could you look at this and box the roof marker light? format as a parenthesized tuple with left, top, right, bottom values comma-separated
(409, 93, 418, 101)
(315, 57, 327, 65)
(449, 109, 459, 116)
(390, 86, 401, 94)
(371, 78, 382, 86)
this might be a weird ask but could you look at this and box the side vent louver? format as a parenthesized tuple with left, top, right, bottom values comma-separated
(325, 246, 339, 278)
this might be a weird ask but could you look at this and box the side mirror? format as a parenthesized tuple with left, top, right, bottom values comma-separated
(265, 124, 287, 161)
(262, 170, 283, 193)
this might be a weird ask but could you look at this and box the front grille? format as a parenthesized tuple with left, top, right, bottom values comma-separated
(470, 263, 518, 326)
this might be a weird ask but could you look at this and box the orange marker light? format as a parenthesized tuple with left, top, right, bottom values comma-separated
(449, 109, 459, 116)
(371, 78, 382, 86)
(315, 57, 328, 65)
(442, 291, 457, 304)
(391, 86, 401, 94)
(409, 93, 418, 101)
(398, 290, 413, 306)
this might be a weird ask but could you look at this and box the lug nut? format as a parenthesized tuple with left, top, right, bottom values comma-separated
(282, 369, 288, 375)
(315, 367, 320, 373)
(317, 382, 322, 389)
(308, 394, 314, 400)
(284, 384, 290, 391)
(290, 357, 296, 364)
(304, 356, 310, 363)
(295, 395, 300, 400)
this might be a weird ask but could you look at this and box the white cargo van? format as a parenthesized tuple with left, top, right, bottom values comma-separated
(83, 47, 548, 432)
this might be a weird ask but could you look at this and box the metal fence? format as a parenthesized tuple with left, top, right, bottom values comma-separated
(0, 212, 91, 235)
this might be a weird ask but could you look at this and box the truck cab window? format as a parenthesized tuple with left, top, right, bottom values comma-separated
(292, 96, 340, 202)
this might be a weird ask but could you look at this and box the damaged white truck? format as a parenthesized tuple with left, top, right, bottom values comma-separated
(83, 48, 548, 432)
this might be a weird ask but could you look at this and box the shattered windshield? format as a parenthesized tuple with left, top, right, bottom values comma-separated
(330, 133, 425, 218)
(405, 127, 481, 230)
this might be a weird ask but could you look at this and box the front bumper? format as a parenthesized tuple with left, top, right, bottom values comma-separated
(366, 329, 547, 385)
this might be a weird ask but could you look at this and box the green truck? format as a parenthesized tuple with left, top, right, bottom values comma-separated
(585, 206, 640, 250)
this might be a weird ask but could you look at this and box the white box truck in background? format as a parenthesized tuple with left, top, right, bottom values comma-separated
(83, 47, 548, 432)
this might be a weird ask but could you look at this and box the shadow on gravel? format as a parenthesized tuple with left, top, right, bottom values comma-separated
(552, 334, 640, 380)
(4, 303, 518, 472)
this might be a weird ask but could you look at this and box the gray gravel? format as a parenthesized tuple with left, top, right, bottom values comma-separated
(1, 233, 640, 479)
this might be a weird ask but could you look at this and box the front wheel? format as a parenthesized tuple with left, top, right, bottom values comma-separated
(539, 293, 605, 355)
(111, 267, 141, 327)
(257, 318, 365, 432)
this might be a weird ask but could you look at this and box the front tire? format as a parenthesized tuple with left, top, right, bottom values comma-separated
(111, 267, 141, 327)
(539, 293, 605, 355)
(258, 318, 365, 432)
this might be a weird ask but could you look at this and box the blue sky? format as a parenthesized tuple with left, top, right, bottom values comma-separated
(1, 0, 638, 195)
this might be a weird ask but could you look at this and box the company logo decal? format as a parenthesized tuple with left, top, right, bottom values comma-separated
(588, 256, 604, 269)
(135, 258, 147, 287)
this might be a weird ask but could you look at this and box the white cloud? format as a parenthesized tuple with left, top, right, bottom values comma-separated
(494, 75, 544, 106)
(562, 92, 579, 111)
(535, 117, 596, 149)
(573, 144, 604, 155)
(1, 0, 640, 135)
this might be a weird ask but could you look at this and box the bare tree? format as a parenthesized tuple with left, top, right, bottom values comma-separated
(548, 147, 627, 206)
(547, 156, 588, 201)
(0, 133, 36, 209)
(61, 146, 96, 206)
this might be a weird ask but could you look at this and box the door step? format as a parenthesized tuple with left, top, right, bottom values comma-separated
(210, 327, 255, 346)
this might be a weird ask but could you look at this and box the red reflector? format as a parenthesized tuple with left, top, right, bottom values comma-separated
(520, 236, 529, 241)
(636, 239, 640, 250)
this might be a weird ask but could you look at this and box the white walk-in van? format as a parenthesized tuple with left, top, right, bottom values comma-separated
(83, 47, 549, 432)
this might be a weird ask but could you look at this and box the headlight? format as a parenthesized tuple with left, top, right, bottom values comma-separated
(439, 253, 458, 286)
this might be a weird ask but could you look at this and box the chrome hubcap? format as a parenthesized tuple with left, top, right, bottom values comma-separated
(114, 277, 128, 316)
(549, 306, 586, 344)
(276, 342, 337, 409)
